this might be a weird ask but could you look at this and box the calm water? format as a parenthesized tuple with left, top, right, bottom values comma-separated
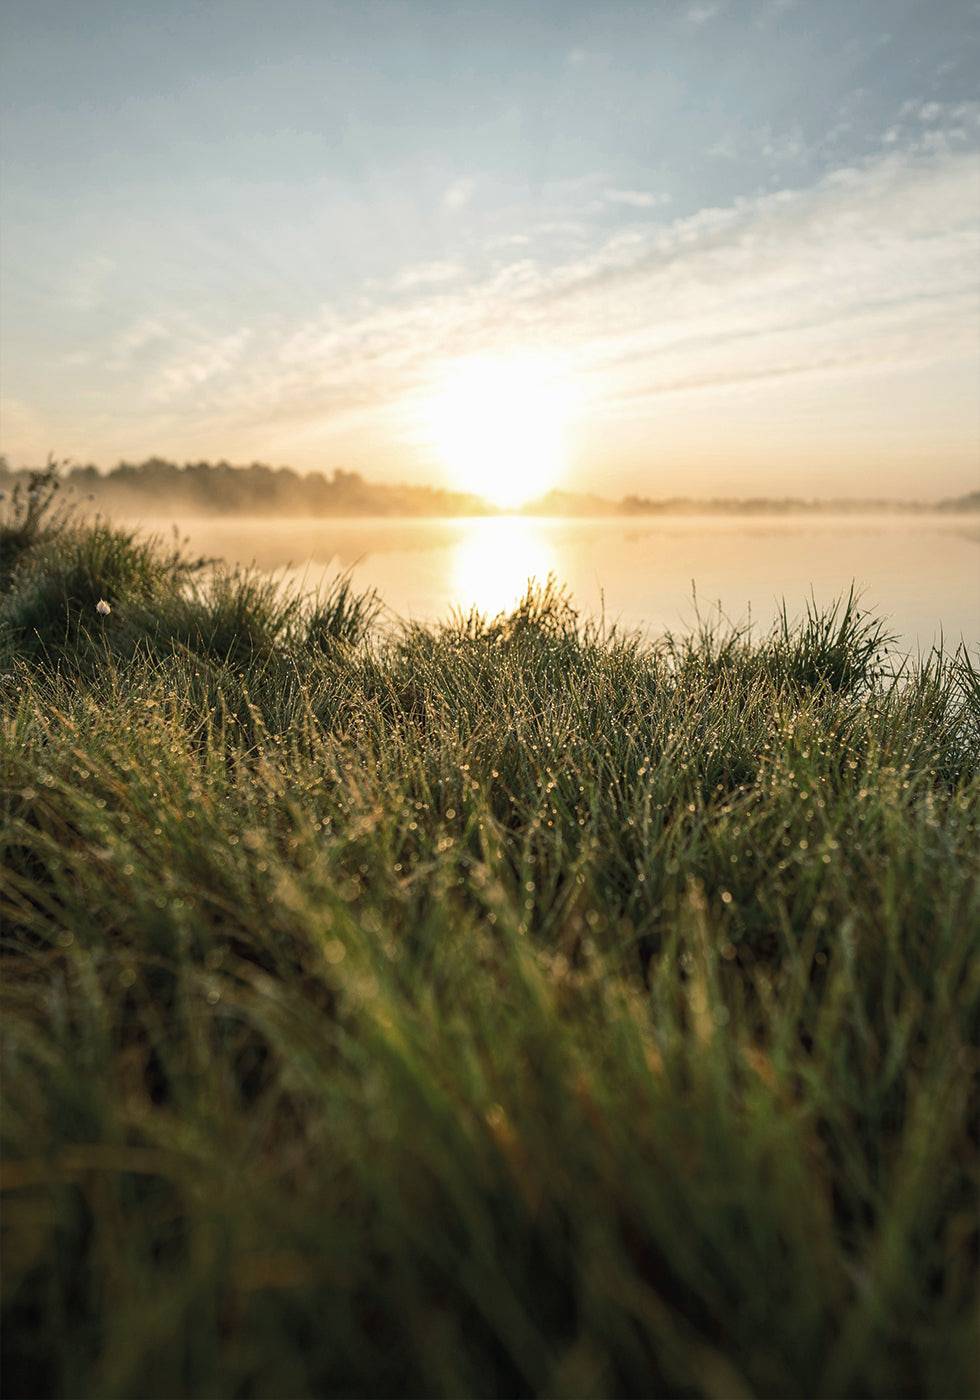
(138, 514, 980, 651)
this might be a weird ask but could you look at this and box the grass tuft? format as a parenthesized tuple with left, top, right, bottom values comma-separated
(1, 499, 978, 1399)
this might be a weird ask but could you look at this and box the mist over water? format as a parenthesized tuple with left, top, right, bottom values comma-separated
(130, 513, 980, 651)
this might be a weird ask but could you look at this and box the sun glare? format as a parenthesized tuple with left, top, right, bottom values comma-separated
(452, 517, 555, 616)
(424, 355, 572, 509)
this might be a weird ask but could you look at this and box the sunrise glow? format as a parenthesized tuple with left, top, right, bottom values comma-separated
(423, 355, 572, 508)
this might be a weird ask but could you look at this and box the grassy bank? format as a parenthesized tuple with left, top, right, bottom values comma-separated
(2, 471, 978, 1399)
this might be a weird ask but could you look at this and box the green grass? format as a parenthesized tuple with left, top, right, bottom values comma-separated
(2, 472, 978, 1399)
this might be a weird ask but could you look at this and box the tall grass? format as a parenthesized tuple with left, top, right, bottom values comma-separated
(1, 488, 978, 1399)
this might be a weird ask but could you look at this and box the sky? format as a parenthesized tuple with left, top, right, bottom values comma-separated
(1, 0, 979, 500)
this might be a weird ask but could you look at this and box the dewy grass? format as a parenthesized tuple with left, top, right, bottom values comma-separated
(1, 489, 978, 1399)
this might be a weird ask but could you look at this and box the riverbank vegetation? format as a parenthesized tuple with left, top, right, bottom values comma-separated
(2, 469, 978, 1398)
(3, 455, 978, 519)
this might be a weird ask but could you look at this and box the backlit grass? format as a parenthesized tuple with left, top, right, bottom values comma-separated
(2, 470, 978, 1398)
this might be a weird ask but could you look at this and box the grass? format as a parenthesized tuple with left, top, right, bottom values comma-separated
(1, 470, 978, 1399)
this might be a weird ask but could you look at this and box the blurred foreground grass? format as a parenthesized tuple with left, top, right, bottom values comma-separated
(1, 467, 978, 1398)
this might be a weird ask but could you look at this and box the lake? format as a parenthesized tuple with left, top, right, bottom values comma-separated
(134, 514, 980, 651)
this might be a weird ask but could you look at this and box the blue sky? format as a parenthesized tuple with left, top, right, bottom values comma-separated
(2, 0, 979, 497)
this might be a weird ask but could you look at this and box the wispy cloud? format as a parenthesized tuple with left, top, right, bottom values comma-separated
(686, 3, 724, 26)
(111, 317, 176, 365)
(485, 233, 531, 250)
(394, 261, 463, 290)
(82, 143, 976, 479)
(760, 123, 807, 164)
(708, 133, 739, 160)
(442, 178, 476, 211)
(149, 329, 254, 405)
(602, 189, 669, 209)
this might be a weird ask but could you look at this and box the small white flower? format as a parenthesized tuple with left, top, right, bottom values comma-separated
(96, 599, 111, 616)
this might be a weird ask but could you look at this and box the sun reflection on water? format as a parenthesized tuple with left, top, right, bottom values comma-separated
(451, 517, 556, 618)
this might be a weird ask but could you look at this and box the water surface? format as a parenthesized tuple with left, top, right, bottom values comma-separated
(133, 514, 980, 651)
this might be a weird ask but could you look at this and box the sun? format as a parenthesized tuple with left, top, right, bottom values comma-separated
(423, 354, 571, 509)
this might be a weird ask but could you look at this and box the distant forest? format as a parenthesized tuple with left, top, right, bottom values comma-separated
(0, 458, 489, 517)
(1, 457, 978, 517)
